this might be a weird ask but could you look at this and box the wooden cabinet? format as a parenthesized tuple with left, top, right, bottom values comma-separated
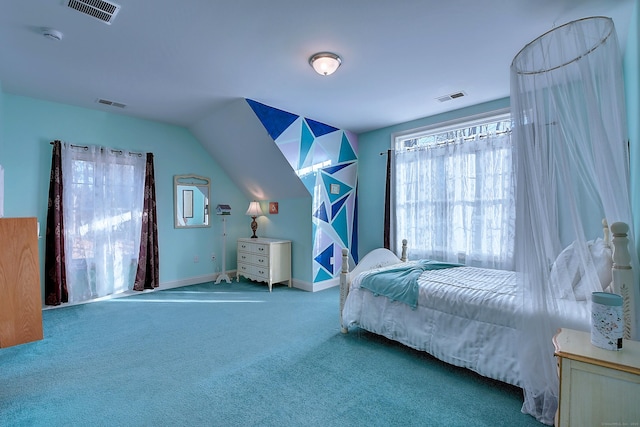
(236, 238, 291, 292)
(0, 217, 43, 348)
(553, 328, 640, 426)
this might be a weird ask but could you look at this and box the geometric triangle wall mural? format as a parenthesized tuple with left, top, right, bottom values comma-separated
(247, 99, 359, 284)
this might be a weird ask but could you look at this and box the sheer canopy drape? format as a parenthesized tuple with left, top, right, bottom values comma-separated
(394, 123, 515, 270)
(511, 17, 638, 425)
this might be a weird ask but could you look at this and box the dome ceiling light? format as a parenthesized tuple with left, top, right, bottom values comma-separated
(309, 52, 342, 76)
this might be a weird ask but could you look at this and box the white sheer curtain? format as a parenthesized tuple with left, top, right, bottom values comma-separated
(511, 17, 638, 425)
(62, 143, 146, 303)
(394, 120, 515, 270)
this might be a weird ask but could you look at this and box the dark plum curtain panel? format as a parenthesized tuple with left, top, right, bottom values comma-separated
(134, 153, 160, 291)
(44, 140, 68, 306)
(384, 150, 392, 250)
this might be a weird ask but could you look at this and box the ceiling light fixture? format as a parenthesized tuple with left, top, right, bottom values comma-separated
(309, 52, 342, 76)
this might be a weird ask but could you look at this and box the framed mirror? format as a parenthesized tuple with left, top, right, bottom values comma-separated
(174, 174, 210, 228)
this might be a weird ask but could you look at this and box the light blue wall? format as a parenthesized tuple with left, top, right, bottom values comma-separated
(1, 93, 251, 297)
(356, 98, 510, 257)
(625, 0, 640, 254)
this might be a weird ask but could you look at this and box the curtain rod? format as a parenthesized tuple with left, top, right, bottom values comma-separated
(50, 140, 144, 157)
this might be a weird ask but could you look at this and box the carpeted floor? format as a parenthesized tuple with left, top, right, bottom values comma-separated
(0, 280, 543, 426)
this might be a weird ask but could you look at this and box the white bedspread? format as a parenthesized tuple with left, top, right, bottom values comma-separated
(342, 266, 589, 386)
(342, 265, 589, 386)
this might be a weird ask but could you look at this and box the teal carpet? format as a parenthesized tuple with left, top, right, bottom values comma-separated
(0, 281, 542, 426)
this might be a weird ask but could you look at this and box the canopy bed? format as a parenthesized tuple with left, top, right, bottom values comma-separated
(341, 16, 639, 426)
(340, 221, 632, 389)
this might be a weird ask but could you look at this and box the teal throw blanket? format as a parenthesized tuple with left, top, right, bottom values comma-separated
(359, 260, 462, 309)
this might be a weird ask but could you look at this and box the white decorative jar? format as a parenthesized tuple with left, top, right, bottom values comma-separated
(591, 292, 624, 350)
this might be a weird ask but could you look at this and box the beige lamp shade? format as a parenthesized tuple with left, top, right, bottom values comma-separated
(245, 201, 263, 217)
(246, 201, 263, 238)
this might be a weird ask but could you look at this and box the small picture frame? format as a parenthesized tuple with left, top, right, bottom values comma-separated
(269, 202, 279, 214)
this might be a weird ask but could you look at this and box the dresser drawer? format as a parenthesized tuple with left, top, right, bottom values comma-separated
(237, 241, 270, 256)
(237, 252, 269, 267)
(237, 262, 269, 280)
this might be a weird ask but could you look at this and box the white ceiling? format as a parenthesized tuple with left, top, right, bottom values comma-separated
(0, 0, 635, 134)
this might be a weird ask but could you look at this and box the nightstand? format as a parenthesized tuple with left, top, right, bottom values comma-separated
(236, 238, 291, 292)
(553, 328, 640, 426)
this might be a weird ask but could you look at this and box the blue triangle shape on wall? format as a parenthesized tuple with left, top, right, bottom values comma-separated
(306, 118, 339, 137)
(246, 99, 299, 140)
(333, 208, 349, 247)
(314, 268, 334, 283)
(313, 202, 329, 223)
(331, 194, 349, 220)
(323, 163, 351, 175)
(339, 133, 357, 163)
(314, 243, 335, 275)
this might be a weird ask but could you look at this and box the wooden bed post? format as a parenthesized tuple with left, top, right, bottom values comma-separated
(400, 239, 408, 262)
(610, 222, 635, 340)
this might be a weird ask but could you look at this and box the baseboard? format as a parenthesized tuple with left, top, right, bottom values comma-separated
(160, 274, 216, 290)
(291, 277, 339, 292)
(43, 272, 338, 311)
(311, 277, 339, 292)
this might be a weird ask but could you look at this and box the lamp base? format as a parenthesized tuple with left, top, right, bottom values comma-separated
(250, 217, 258, 238)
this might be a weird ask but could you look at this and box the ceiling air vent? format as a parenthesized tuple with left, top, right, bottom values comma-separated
(66, 0, 121, 25)
(96, 98, 126, 109)
(436, 91, 466, 102)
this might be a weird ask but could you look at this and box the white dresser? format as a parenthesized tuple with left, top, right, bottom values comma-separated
(236, 238, 291, 292)
(553, 328, 640, 426)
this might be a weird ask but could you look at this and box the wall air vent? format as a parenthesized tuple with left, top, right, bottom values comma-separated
(436, 91, 466, 102)
(66, 0, 121, 25)
(96, 98, 126, 109)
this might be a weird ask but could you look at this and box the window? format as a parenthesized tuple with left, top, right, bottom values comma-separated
(392, 111, 515, 270)
(62, 145, 146, 302)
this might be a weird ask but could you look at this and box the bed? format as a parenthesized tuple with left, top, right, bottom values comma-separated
(339, 221, 634, 388)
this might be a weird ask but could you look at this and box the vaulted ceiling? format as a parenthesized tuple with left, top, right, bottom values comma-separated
(1, 1, 635, 134)
(1, 1, 635, 201)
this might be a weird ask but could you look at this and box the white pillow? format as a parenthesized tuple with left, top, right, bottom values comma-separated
(549, 238, 612, 300)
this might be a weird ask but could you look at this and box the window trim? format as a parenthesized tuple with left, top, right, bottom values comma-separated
(390, 107, 511, 151)
(389, 107, 514, 267)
